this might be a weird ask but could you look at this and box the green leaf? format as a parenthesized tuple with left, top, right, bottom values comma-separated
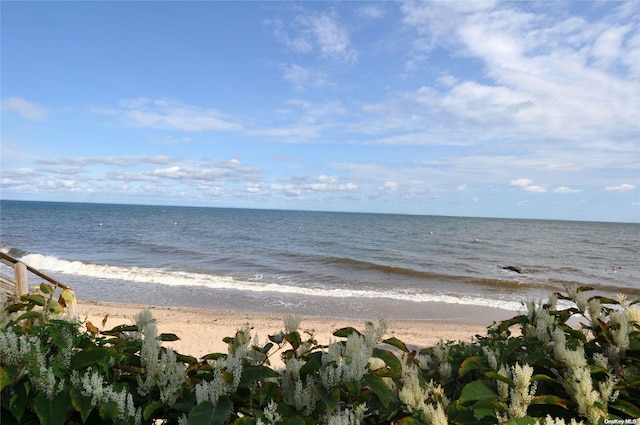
(5, 302, 29, 313)
(382, 336, 410, 353)
(34, 392, 70, 425)
(188, 396, 232, 425)
(177, 352, 198, 365)
(99, 400, 118, 420)
(257, 381, 280, 402)
(70, 347, 118, 369)
(371, 348, 402, 378)
(6, 381, 30, 422)
(143, 400, 164, 420)
(70, 387, 93, 423)
(268, 332, 284, 344)
(459, 380, 498, 404)
(234, 418, 256, 425)
(530, 395, 568, 409)
(364, 373, 392, 408)
(470, 400, 507, 423)
(278, 417, 306, 425)
(101, 324, 138, 335)
(496, 315, 527, 333)
(564, 326, 586, 342)
(239, 365, 278, 387)
(317, 385, 341, 411)
(459, 355, 487, 377)
(505, 416, 539, 425)
(333, 327, 362, 338)
(202, 352, 227, 361)
(1, 364, 25, 391)
(159, 333, 180, 341)
(344, 380, 361, 396)
(39, 283, 54, 294)
(299, 357, 321, 379)
(484, 371, 514, 388)
(59, 288, 76, 307)
(16, 311, 42, 321)
(47, 299, 63, 314)
(23, 294, 46, 306)
(530, 374, 553, 383)
(472, 399, 507, 415)
(284, 331, 301, 350)
(591, 295, 618, 305)
(395, 417, 423, 424)
(610, 399, 640, 417)
(576, 285, 594, 292)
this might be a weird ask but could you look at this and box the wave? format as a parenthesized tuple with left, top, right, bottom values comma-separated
(14, 252, 525, 311)
(308, 255, 560, 291)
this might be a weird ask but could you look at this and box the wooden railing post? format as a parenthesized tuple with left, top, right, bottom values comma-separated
(15, 262, 28, 296)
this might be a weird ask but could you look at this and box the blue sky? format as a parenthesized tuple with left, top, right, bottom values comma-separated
(1, 1, 638, 222)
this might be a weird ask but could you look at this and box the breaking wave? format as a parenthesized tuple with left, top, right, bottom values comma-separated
(14, 251, 524, 311)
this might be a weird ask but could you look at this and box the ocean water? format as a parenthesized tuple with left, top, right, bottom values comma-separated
(1, 200, 638, 320)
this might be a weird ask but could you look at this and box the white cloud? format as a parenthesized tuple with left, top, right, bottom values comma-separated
(510, 178, 534, 188)
(284, 63, 312, 89)
(269, 10, 356, 63)
(1, 97, 48, 121)
(143, 161, 261, 184)
(287, 99, 347, 121)
(381, 181, 398, 192)
(2, 167, 38, 177)
(249, 99, 344, 142)
(553, 186, 582, 194)
(604, 184, 636, 192)
(523, 185, 547, 193)
(105, 98, 242, 132)
(247, 124, 326, 143)
(108, 171, 155, 182)
(318, 174, 337, 183)
(36, 156, 172, 167)
(267, 175, 358, 197)
(310, 13, 352, 58)
(591, 24, 632, 69)
(396, 1, 639, 147)
(358, 4, 385, 20)
(304, 175, 358, 192)
(150, 166, 188, 179)
(267, 18, 313, 53)
(511, 178, 547, 193)
(436, 74, 458, 87)
(269, 183, 302, 197)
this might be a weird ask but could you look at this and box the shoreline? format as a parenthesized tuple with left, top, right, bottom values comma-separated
(75, 300, 517, 363)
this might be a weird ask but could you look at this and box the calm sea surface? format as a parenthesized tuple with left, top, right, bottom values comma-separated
(1, 200, 638, 320)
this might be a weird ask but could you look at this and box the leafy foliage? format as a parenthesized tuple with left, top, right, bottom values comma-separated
(1, 282, 639, 424)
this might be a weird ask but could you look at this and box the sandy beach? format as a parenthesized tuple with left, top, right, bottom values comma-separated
(75, 300, 515, 364)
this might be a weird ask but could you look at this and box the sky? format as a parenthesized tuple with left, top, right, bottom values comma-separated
(1, 1, 639, 222)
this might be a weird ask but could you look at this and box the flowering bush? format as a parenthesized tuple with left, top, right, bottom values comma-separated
(1, 283, 639, 424)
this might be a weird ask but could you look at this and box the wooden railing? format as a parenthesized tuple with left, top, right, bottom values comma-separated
(1, 252, 68, 296)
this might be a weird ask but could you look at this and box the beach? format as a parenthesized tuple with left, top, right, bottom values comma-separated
(75, 300, 503, 365)
(5, 202, 635, 362)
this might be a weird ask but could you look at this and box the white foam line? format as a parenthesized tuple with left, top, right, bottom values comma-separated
(20, 253, 523, 311)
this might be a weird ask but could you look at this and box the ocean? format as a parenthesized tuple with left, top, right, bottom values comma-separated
(1, 200, 638, 321)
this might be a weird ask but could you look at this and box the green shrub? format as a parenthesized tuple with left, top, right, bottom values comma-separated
(1, 283, 639, 424)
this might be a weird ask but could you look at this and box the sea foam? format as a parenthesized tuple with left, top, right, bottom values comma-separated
(18, 253, 523, 311)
